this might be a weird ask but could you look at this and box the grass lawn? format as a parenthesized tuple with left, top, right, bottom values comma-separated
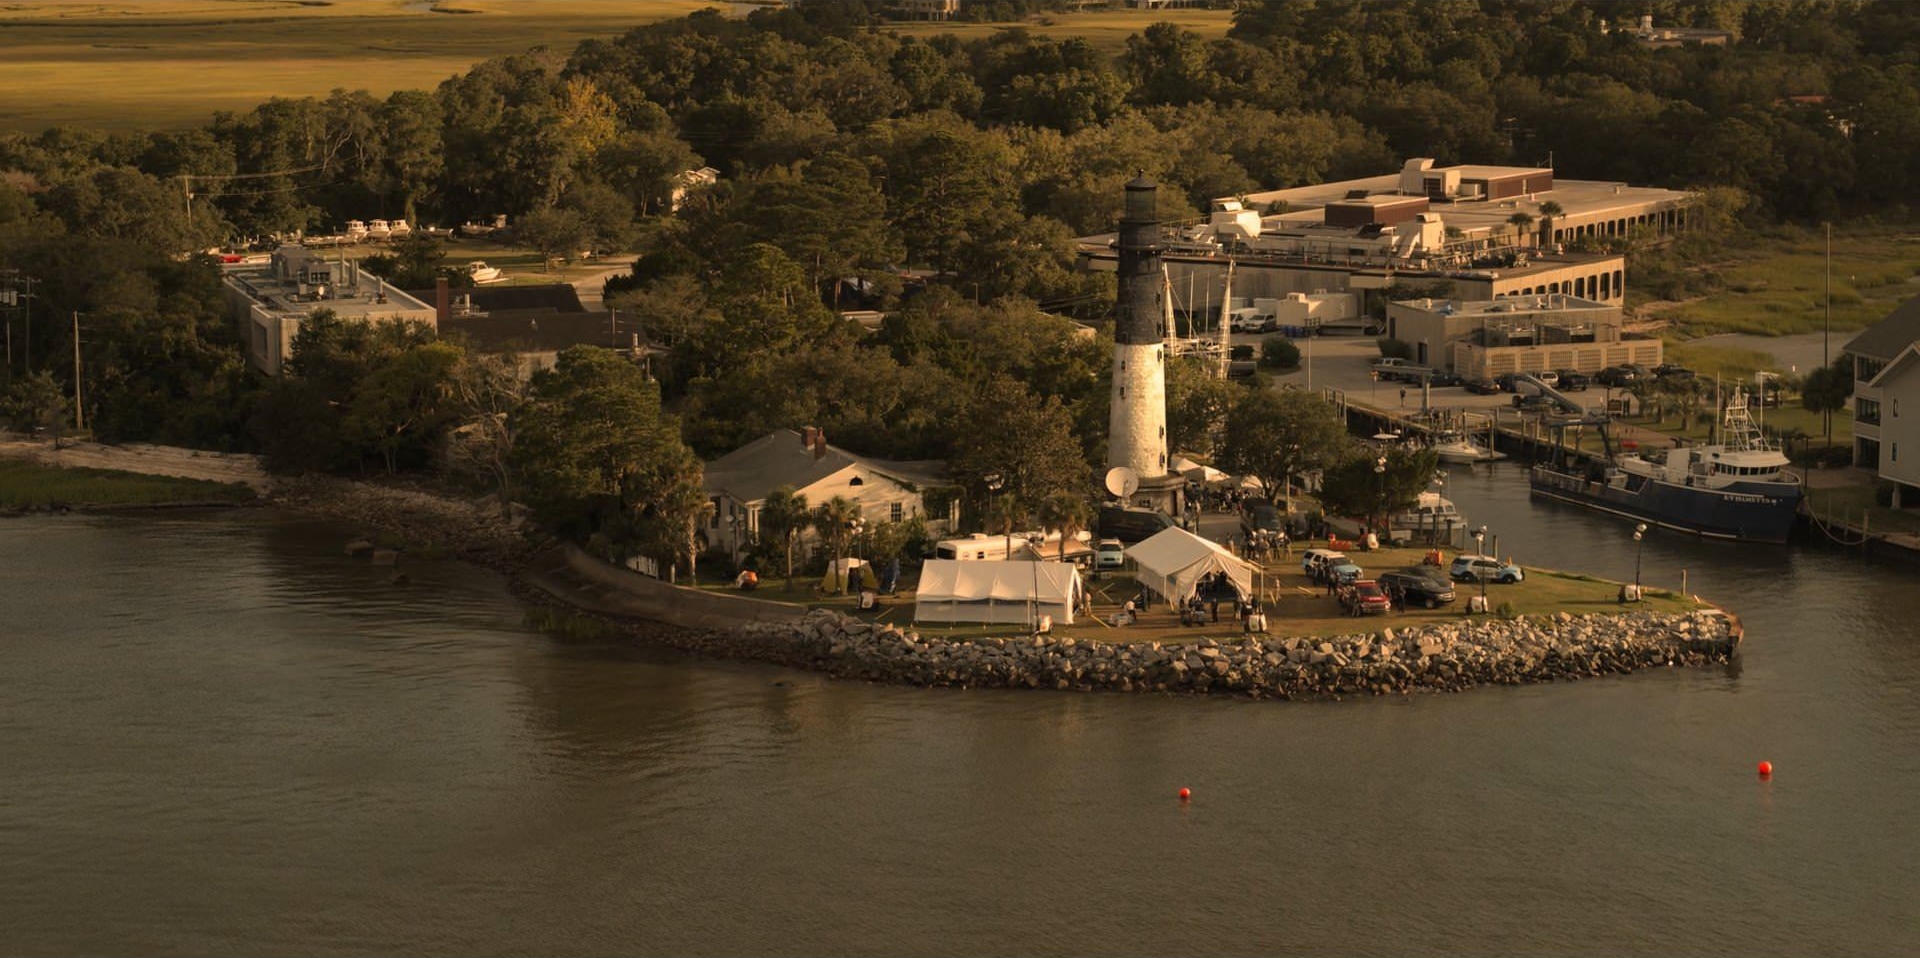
(0, 0, 714, 132)
(708, 545, 1707, 644)
(1803, 481, 1920, 538)
(1647, 226, 1920, 338)
(0, 459, 256, 508)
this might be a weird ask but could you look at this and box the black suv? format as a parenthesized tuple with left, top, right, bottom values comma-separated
(1240, 499, 1284, 538)
(1556, 370, 1591, 391)
(1378, 569, 1457, 609)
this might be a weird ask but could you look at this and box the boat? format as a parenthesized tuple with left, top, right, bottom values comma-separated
(366, 219, 391, 241)
(1389, 490, 1465, 542)
(387, 218, 412, 238)
(1430, 433, 1507, 464)
(466, 261, 503, 284)
(1529, 388, 1801, 543)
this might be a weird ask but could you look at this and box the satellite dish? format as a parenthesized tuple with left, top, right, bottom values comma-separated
(1373, 432, 1402, 442)
(1105, 466, 1140, 499)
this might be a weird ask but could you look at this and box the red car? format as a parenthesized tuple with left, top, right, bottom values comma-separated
(1341, 579, 1393, 616)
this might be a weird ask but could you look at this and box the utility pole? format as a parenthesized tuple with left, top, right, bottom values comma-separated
(71, 311, 84, 433)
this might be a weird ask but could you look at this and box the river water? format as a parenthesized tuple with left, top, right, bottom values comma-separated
(4, 468, 1919, 956)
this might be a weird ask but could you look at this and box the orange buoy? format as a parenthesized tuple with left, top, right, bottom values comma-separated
(1178, 787, 1191, 801)
(1758, 761, 1773, 777)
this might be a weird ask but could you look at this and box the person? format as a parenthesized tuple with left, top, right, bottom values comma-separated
(1123, 597, 1137, 621)
(1400, 386, 1408, 405)
(1278, 531, 1292, 557)
(1209, 591, 1220, 623)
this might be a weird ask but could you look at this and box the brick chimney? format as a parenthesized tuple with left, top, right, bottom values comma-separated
(812, 428, 827, 459)
(434, 276, 450, 325)
(800, 426, 817, 451)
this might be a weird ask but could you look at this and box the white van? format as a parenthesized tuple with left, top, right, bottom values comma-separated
(933, 531, 1091, 562)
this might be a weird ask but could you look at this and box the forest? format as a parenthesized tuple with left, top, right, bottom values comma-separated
(2, 0, 1917, 569)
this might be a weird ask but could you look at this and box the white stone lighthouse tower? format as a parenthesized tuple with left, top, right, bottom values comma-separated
(1106, 175, 1184, 515)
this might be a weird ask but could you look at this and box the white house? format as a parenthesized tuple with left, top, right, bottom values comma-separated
(1844, 296, 1920, 504)
(702, 428, 956, 556)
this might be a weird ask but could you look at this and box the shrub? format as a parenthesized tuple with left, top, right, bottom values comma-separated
(1376, 337, 1414, 360)
(1495, 601, 1520, 620)
(1261, 337, 1301, 369)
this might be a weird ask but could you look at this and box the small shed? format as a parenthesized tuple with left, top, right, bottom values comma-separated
(913, 560, 1082, 626)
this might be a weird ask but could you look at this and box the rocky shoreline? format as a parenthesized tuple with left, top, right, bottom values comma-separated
(716, 607, 1741, 699)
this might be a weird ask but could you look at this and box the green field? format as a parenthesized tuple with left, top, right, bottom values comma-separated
(1649, 227, 1920, 338)
(0, 0, 717, 132)
(0, 1, 1228, 133)
(0, 459, 256, 508)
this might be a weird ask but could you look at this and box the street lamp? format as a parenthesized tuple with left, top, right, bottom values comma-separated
(1026, 532, 1046, 633)
(1632, 522, 1648, 600)
(1473, 525, 1490, 610)
(1373, 455, 1387, 539)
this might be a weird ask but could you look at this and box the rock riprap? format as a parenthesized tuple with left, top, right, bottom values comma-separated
(724, 609, 1740, 699)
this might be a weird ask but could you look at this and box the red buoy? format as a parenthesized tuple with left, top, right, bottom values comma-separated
(1758, 761, 1773, 777)
(1178, 787, 1191, 801)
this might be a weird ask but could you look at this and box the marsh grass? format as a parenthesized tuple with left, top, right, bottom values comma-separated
(1652, 227, 1920, 337)
(0, 459, 255, 508)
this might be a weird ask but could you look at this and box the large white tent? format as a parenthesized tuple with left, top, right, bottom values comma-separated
(1172, 454, 1232, 487)
(914, 560, 1082, 626)
(1126, 527, 1256, 605)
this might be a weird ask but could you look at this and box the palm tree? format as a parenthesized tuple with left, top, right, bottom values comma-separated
(759, 486, 810, 591)
(1536, 201, 1563, 245)
(813, 496, 861, 594)
(1036, 492, 1092, 562)
(1506, 212, 1535, 247)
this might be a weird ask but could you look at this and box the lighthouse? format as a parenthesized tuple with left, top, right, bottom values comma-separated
(1106, 175, 1184, 516)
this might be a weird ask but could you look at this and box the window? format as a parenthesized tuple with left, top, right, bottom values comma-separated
(890, 502, 904, 522)
(1895, 443, 1900, 463)
(1857, 398, 1881, 426)
(848, 476, 864, 486)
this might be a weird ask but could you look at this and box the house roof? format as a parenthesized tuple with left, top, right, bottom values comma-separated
(1844, 296, 1920, 362)
(438, 310, 636, 353)
(1869, 341, 1920, 388)
(703, 429, 947, 505)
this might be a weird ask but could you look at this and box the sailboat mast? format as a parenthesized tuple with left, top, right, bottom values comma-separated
(1219, 260, 1235, 379)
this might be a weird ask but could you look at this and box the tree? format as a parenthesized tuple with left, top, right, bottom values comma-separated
(812, 495, 861, 593)
(1315, 446, 1440, 533)
(1216, 389, 1350, 511)
(759, 486, 811, 591)
(342, 340, 463, 475)
(1164, 355, 1237, 457)
(3, 371, 71, 444)
(514, 205, 591, 268)
(1801, 355, 1854, 447)
(509, 346, 706, 571)
(1036, 491, 1092, 563)
(445, 350, 530, 509)
(1506, 212, 1535, 247)
(948, 377, 1089, 533)
(1536, 200, 1564, 245)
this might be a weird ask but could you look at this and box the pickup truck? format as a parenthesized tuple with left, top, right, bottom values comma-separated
(1370, 358, 1435, 383)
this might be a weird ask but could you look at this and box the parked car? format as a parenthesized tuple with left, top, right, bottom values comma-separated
(1449, 554, 1525, 584)
(1326, 558, 1364, 586)
(1379, 569, 1457, 609)
(1426, 370, 1464, 387)
(1594, 365, 1637, 387)
(1301, 549, 1360, 585)
(1654, 363, 1694, 380)
(1535, 370, 1560, 388)
(1339, 579, 1393, 616)
(1464, 377, 1502, 395)
(1557, 370, 1591, 391)
(1095, 538, 1126, 570)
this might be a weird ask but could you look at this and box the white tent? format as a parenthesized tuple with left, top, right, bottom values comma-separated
(914, 559, 1082, 626)
(1126, 527, 1256, 605)
(1172, 454, 1232, 487)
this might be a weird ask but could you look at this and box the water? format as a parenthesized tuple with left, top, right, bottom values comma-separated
(3, 478, 1918, 956)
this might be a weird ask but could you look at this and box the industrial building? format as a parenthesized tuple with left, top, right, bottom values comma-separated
(1077, 158, 1693, 318)
(220, 246, 435, 375)
(1386, 295, 1663, 379)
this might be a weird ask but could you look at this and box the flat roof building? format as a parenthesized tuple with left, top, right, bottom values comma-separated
(1078, 159, 1690, 321)
(1387, 294, 1663, 379)
(221, 246, 435, 375)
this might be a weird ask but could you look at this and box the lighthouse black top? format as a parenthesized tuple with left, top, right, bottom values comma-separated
(1114, 175, 1163, 346)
